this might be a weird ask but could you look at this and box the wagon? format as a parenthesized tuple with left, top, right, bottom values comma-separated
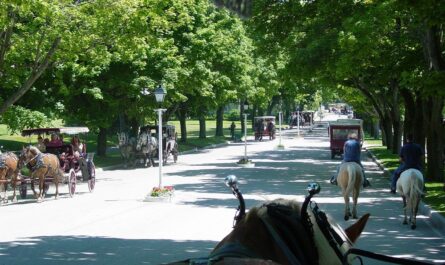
(328, 120, 363, 159)
(140, 124, 179, 164)
(19, 127, 96, 198)
(254, 116, 276, 141)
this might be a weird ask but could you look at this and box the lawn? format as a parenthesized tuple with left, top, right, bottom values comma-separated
(364, 137, 445, 217)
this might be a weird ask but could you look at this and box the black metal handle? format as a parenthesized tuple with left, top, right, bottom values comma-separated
(225, 175, 246, 227)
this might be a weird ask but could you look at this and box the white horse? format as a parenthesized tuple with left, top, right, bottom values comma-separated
(396, 168, 424, 229)
(337, 162, 364, 220)
(136, 131, 158, 167)
(117, 132, 136, 168)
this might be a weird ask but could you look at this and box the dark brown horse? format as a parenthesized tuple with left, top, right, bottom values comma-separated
(0, 152, 20, 204)
(19, 146, 63, 202)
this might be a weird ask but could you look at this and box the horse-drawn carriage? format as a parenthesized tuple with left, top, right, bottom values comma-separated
(328, 119, 363, 159)
(18, 127, 96, 200)
(141, 124, 178, 164)
(118, 124, 178, 168)
(254, 116, 276, 141)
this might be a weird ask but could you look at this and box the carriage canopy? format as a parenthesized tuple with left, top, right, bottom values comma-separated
(22, 127, 90, 136)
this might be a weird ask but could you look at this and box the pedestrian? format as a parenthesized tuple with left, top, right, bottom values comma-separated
(390, 133, 424, 194)
(330, 133, 371, 188)
(230, 122, 236, 140)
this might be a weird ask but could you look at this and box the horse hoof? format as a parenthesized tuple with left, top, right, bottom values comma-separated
(344, 215, 349, 221)
(411, 224, 416, 230)
(37, 198, 43, 203)
(13, 197, 17, 203)
(55, 196, 59, 200)
(403, 220, 408, 225)
(353, 215, 358, 219)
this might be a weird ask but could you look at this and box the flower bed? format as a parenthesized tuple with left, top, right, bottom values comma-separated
(150, 186, 174, 197)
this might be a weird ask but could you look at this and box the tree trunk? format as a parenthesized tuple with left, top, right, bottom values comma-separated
(215, 105, 224, 137)
(199, 115, 206, 139)
(177, 107, 187, 143)
(97, 127, 107, 156)
(389, 80, 402, 154)
(423, 96, 444, 182)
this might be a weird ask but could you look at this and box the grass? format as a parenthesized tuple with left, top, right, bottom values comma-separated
(365, 137, 445, 217)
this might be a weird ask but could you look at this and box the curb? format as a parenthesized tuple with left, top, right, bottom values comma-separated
(364, 146, 445, 235)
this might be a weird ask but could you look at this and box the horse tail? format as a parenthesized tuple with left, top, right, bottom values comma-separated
(408, 171, 423, 211)
(345, 163, 356, 196)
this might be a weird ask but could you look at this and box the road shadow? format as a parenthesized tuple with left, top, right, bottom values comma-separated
(0, 236, 217, 265)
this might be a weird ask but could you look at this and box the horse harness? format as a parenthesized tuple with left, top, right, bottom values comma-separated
(0, 153, 17, 169)
(176, 181, 433, 265)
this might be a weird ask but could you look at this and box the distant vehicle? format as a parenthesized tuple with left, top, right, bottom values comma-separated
(328, 119, 363, 159)
(254, 116, 276, 141)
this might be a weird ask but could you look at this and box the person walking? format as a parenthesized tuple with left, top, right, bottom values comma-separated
(390, 133, 424, 194)
(230, 122, 236, 140)
(330, 133, 371, 188)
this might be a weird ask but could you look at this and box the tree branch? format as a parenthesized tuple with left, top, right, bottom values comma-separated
(0, 37, 61, 115)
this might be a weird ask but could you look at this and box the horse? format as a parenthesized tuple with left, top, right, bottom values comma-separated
(0, 152, 20, 204)
(19, 146, 63, 202)
(136, 131, 158, 167)
(163, 135, 178, 164)
(396, 168, 424, 229)
(169, 180, 370, 265)
(117, 132, 136, 168)
(337, 162, 363, 220)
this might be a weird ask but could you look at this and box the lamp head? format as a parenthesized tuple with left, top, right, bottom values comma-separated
(154, 84, 166, 103)
(243, 100, 249, 110)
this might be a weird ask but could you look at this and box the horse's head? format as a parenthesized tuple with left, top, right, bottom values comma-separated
(18, 146, 40, 167)
(117, 132, 128, 146)
(136, 132, 148, 150)
(213, 180, 369, 265)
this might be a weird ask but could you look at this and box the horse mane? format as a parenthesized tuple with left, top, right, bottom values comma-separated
(231, 199, 320, 265)
(27, 145, 41, 155)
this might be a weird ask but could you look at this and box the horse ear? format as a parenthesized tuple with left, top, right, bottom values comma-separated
(345, 213, 370, 243)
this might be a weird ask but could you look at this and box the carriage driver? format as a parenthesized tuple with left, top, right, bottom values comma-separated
(390, 133, 424, 194)
(72, 135, 89, 181)
(330, 133, 371, 188)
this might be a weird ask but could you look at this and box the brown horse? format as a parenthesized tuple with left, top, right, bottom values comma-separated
(0, 152, 20, 204)
(337, 162, 363, 220)
(169, 198, 369, 265)
(19, 146, 63, 202)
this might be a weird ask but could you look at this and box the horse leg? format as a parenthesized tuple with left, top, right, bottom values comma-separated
(54, 169, 60, 200)
(411, 197, 420, 230)
(402, 196, 408, 225)
(352, 189, 359, 219)
(37, 176, 45, 203)
(343, 191, 351, 221)
(0, 182, 6, 205)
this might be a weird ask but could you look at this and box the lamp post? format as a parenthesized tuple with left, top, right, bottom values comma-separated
(243, 100, 249, 162)
(154, 84, 166, 188)
(278, 111, 283, 146)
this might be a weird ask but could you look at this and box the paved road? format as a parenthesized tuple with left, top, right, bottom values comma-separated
(0, 116, 444, 265)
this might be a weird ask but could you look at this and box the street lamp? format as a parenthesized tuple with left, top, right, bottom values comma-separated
(154, 84, 166, 188)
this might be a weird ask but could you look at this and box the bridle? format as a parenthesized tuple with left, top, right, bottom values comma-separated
(224, 176, 433, 265)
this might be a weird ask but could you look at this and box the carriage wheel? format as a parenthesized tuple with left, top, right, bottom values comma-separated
(19, 182, 27, 199)
(88, 162, 96, 192)
(68, 169, 76, 197)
